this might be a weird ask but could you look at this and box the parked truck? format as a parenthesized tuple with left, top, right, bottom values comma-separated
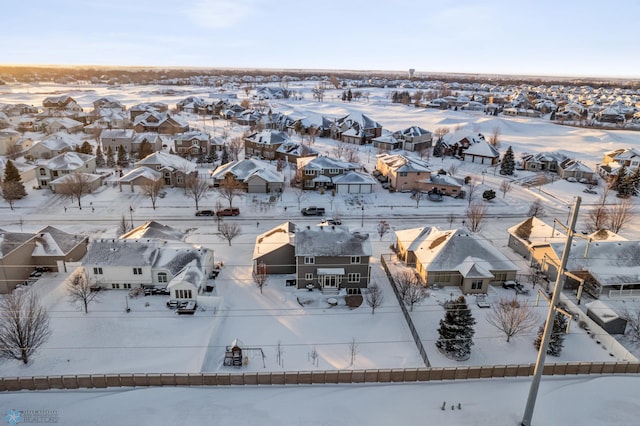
(301, 206, 325, 216)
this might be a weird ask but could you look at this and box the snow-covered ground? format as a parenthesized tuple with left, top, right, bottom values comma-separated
(1, 81, 640, 424)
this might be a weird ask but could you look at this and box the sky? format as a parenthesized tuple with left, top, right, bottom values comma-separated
(2, 0, 640, 79)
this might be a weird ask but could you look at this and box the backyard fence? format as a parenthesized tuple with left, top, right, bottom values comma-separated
(2, 362, 639, 392)
(380, 253, 430, 367)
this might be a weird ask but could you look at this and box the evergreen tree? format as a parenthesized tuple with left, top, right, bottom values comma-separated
(433, 139, 446, 157)
(533, 313, 567, 357)
(79, 141, 93, 154)
(2, 160, 27, 209)
(500, 145, 515, 175)
(137, 140, 153, 160)
(342, 91, 347, 102)
(116, 145, 129, 167)
(95, 145, 105, 167)
(347, 89, 352, 102)
(482, 189, 496, 201)
(435, 296, 476, 361)
(105, 146, 115, 168)
(220, 146, 230, 165)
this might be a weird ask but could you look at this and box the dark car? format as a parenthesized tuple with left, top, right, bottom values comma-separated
(195, 210, 215, 216)
(321, 217, 342, 225)
(216, 208, 240, 216)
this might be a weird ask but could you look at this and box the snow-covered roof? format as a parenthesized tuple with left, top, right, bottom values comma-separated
(50, 172, 102, 185)
(32, 226, 86, 257)
(295, 226, 371, 257)
(135, 151, 196, 173)
(100, 129, 136, 140)
(332, 170, 378, 185)
(253, 222, 295, 260)
(211, 159, 284, 183)
(121, 221, 186, 242)
(82, 239, 163, 267)
(297, 155, 360, 171)
(585, 300, 621, 322)
(507, 217, 566, 246)
(463, 138, 500, 158)
(245, 130, 290, 145)
(0, 230, 35, 258)
(42, 152, 95, 171)
(118, 166, 162, 183)
(376, 153, 431, 173)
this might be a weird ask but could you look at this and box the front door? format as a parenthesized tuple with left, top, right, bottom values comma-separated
(322, 275, 338, 289)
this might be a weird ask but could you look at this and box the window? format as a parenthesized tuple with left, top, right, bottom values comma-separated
(93, 267, 103, 275)
(433, 272, 449, 283)
(350, 256, 361, 264)
(348, 273, 361, 283)
(329, 168, 340, 174)
(347, 288, 361, 295)
(176, 289, 192, 299)
(399, 172, 408, 177)
(123, 283, 131, 289)
(112, 283, 120, 289)
(177, 175, 184, 184)
(39, 168, 46, 176)
(158, 273, 167, 283)
(304, 256, 315, 265)
(471, 280, 483, 290)
(305, 273, 313, 280)
(493, 272, 507, 282)
(133, 267, 142, 275)
(304, 169, 315, 176)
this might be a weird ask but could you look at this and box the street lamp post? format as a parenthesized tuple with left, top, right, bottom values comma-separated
(482, 170, 486, 184)
(129, 205, 134, 228)
(361, 206, 364, 227)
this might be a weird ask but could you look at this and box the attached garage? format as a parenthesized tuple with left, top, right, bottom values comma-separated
(333, 171, 377, 194)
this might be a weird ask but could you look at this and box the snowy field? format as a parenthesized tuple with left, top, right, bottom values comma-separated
(1, 81, 640, 424)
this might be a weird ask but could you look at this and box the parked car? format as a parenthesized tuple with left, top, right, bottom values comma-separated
(321, 217, 342, 225)
(301, 206, 325, 216)
(216, 208, 240, 216)
(566, 177, 578, 183)
(195, 210, 215, 216)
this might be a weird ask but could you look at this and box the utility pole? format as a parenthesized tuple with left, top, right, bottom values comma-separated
(521, 196, 581, 426)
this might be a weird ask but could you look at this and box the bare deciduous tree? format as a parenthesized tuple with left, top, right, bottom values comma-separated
(219, 222, 241, 246)
(412, 188, 426, 208)
(488, 126, 501, 148)
(448, 162, 459, 177)
(118, 214, 131, 235)
(466, 179, 478, 206)
(253, 262, 268, 294)
(466, 202, 488, 232)
(609, 197, 634, 233)
(376, 220, 390, 240)
(66, 269, 100, 314)
(587, 192, 610, 233)
(620, 305, 640, 342)
(216, 174, 244, 209)
(332, 140, 347, 159)
(344, 146, 360, 163)
(228, 137, 244, 161)
(447, 212, 456, 228)
(348, 337, 358, 366)
(293, 187, 307, 210)
(0, 291, 51, 364)
(434, 127, 450, 140)
(140, 177, 165, 210)
(527, 199, 546, 217)
(499, 180, 513, 198)
(393, 271, 428, 311)
(365, 283, 384, 314)
(185, 174, 210, 211)
(486, 297, 539, 342)
(5, 143, 23, 160)
(55, 172, 92, 210)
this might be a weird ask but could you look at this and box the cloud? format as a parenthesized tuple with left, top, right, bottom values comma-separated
(185, 0, 256, 29)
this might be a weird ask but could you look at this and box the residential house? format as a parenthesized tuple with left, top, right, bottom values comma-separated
(0, 129, 21, 155)
(586, 300, 628, 335)
(173, 131, 211, 157)
(557, 159, 596, 182)
(597, 148, 640, 180)
(36, 152, 97, 188)
(135, 151, 197, 188)
(507, 216, 566, 261)
(295, 225, 371, 293)
(129, 102, 168, 121)
(372, 134, 401, 151)
(41, 117, 84, 134)
(275, 141, 318, 164)
(393, 126, 433, 152)
(332, 171, 378, 194)
(443, 131, 485, 157)
(395, 227, 518, 294)
(297, 156, 361, 190)
(42, 95, 82, 115)
(50, 172, 104, 194)
(519, 152, 568, 172)
(0, 226, 88, 293)
(252, 222, 296, 275)
(462, 138, 500, 165)
(375, 153, 431, 192)
(83, 227, 214, 300)
(210, 159, 284, 193)
(176, 96, 212, 115)
(331, 113, 383, 145)
(243, 130, 290, 160)
(93, 97, 125, 112)
(87, 109, 130, 132)
(132, 132, 163, 156)
(118, 166, 163, 192)
(100, 129, 137, 154)
(596, 107, 625, 124)
(133, 111, 189, 134)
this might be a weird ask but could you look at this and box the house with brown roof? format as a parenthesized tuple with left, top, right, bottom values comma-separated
(133, 111, 188, 135)
(243, 130, 290, 160)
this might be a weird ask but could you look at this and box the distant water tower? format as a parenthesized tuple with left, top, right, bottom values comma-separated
(409, 68, 415, 80)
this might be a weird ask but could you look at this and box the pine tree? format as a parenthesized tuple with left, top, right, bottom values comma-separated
(137, 140, 153, 160)
(79, 141, 93, 154)
(95, 145, 105, 167)
(2, 160, 27, 209)
(435, 296, 476, 361)
(220, 146, 230, 165)
(500, 146, 515, 175)
(433, 139, 446, 157)
(105, 146, 115, 168)
(116, 145, 129, 167)
(533, 313, 567, 357)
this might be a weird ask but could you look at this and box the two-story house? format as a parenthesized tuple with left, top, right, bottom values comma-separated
(210, 159, 284, 193)
(375, 153, 431, 192)
(129, 102, 169, 121)
(100, 129, 137, 154)
(133, 111, 188, 135)
(331, 113, 383, 145)
(597, 148, 640, 180)
(392, 126, 433, 152)
(295, 225, 371, 293)
(296, 156, 361, 190)
(134, 151, 197, 188)
(42, 95, 83, 115)
(243, 130, 290, 160)
(173, 130, 211, 157)
(36, 152, 97, 189)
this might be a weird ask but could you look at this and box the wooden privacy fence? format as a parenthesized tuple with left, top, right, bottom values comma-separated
(2, 362, 640, 391)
